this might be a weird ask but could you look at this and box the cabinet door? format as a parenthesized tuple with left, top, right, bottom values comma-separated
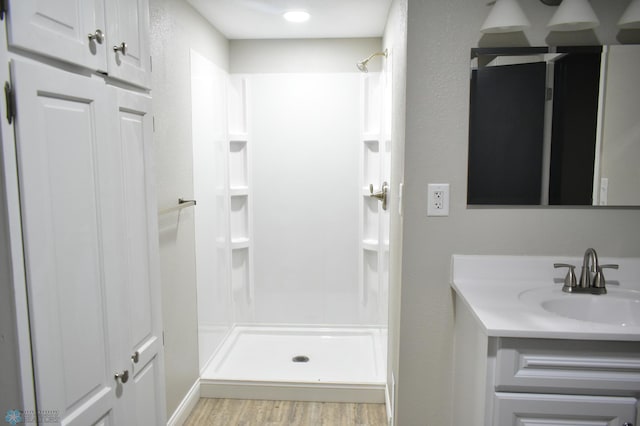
(7, 0, 107, 72)
(106, 0, 151, 88)
(12, 60, 119, 426)
(494, 392, 637, 426)
(110, 87, 166, 425)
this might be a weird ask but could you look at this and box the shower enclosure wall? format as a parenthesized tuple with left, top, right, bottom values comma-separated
(191, 42, 392, 402)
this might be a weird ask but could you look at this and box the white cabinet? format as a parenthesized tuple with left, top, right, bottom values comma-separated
(8, 0, 108, 72)
(104, 0, 151, 88)
(453, 298, 640, 426)
(10, 59, 164, 425)
(7, 0, 150, 88)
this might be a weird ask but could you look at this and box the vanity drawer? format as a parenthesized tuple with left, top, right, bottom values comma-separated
(492, 392, 637, 426)
(493, 338, 640, 396)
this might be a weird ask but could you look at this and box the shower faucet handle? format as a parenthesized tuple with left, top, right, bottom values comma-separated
(369, 182, 389, 211)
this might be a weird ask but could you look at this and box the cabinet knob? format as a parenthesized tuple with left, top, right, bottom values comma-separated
(622, 423, 633, 426)
(131, 351, 139, 363)
(114, 370, 129, 383)
(113, 42, 127, 56)
(88, 29, 104, 44)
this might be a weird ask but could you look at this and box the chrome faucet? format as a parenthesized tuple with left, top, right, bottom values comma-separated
(554, 248, 618, 295)
(579, 248, 599, 289)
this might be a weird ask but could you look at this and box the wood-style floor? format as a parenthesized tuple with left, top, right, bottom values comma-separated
(183, 398, 388, 426)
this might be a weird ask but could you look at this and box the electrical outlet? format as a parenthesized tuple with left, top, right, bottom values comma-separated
(427, 183, 449, 216)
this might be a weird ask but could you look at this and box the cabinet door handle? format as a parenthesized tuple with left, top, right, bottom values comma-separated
(113, 42, 127, 55)
(622, 423, 633, 426)
(114, 370, 129, 383)
(88, 29, 105, 44)
(131, 351, 139, 363)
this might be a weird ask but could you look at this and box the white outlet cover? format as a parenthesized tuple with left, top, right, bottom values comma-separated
(427, 183, 450, 216)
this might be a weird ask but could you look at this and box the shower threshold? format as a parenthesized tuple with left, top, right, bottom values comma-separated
(200, 325, 386, 403)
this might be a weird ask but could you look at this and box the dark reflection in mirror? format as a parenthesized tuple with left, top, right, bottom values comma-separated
(467, 45, 640, 207)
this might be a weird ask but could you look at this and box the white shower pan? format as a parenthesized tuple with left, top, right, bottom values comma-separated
(200, 325, 387, 403)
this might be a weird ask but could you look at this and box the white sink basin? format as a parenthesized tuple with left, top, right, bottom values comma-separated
(520, 288, 640, 326)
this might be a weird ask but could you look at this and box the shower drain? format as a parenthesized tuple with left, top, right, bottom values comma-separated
(292, 355, 310, 363)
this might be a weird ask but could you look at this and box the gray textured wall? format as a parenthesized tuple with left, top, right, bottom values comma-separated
(398, 0, 640, 424)
(149, 0, 229, 418)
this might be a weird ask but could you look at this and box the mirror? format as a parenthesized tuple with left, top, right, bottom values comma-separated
(467, 45, 640, 206)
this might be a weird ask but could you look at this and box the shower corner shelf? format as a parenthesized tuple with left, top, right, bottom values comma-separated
(362, 134, 381, 144)
(229, 133, 248, 143)
(231, 238, 250, 249)
(230, 187, 249, 196)
(362, 239, 379, 251)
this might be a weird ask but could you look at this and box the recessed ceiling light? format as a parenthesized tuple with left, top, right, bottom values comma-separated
(283, 10, 310, 23)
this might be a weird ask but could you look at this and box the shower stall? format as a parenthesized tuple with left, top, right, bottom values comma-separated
(190, 41, 392, 403)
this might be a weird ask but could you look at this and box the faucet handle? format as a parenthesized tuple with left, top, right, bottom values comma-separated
(592, 264, 619, 291)
(554, 263, 577, 292)
(600, 264, 619, 270)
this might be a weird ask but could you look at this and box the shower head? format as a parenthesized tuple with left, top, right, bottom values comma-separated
(356, 60, 369, 73)
(356, 49, 388, 73)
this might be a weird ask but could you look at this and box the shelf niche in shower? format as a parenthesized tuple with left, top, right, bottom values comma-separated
(231, 247, 251, 303)
(363, 139, 380, 187)
(229, 140, 248, 190)
(230, 195, 249, 242)
(359, 70, 388, 324)
(362, 196, 379, 247)
(228, 145, 253, 309)
(362, 250, 379, 310)
(227, 75, 253, 315)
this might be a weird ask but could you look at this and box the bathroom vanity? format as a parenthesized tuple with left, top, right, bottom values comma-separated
(451, 255, 640, 426)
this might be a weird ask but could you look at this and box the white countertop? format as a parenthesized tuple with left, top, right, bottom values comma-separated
(451, 255, 640, 341)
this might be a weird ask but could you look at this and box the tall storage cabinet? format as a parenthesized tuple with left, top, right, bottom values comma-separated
(1, 0, 165, 424)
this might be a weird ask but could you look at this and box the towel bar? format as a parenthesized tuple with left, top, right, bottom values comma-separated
(158, 198, 196, 215)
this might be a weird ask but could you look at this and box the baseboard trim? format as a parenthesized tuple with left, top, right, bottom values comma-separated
(200, 379, 385, 403)
(167, 379, 200, 426)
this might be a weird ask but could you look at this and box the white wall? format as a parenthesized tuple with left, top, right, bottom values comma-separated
(398, 1, 640, 425)
(249, 72, 362, 324)
(150, 0, 229, 418)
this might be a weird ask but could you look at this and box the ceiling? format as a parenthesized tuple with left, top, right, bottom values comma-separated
(186, 0, 393, 39)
